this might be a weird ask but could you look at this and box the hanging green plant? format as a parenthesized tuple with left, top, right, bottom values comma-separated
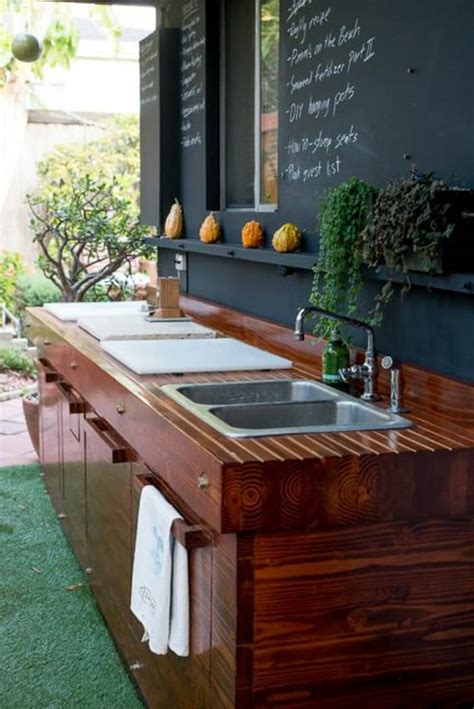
(310, 177, 378, 338)
(360, 170, 456, 325)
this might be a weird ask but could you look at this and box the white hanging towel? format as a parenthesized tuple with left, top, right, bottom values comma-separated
(131, 485, 189, 657)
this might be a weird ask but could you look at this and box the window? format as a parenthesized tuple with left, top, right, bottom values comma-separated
(223, 0, 279, 210)
(256, 0, 279, 208)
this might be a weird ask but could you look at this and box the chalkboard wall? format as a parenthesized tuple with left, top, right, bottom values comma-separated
(144, 0, 474, 383)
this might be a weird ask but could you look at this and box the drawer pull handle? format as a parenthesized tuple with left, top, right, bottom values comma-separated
(85, 416, 134, 464)
(70, 362, 78, 370)
(44, 339, 51, 346)
(58, 513, 67, 519)
(36, 357, 61, 383)
(134, 475, 212, 549)
(198, 472, 209, 490)
(56, 382, 87, 414)
(129, 662, 144, 671)
(116, 401, 126, 414)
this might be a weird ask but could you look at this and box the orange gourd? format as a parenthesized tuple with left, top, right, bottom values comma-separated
(164, 198, 183, 239)
(241, 220, 264, 248)
(199, 212, 221, 243)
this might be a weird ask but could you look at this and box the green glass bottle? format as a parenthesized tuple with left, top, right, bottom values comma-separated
(322, 329, 350, 390)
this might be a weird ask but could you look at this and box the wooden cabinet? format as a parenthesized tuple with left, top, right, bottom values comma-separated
(83, 415, 133, 647)
(59, 382, 87, 567)
(128, 467, 213, 708)
(37, 358, 63, 511)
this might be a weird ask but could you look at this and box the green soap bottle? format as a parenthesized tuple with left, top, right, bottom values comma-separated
(322, 329, 350, 389)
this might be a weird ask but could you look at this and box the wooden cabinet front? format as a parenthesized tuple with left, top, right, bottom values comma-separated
(128, 466, 213, 708)
(59, 382, 87, 567)
(37, 359, 63, 511)
(84, 415, 133, 642)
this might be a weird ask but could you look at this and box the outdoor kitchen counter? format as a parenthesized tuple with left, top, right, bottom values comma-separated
(26, 297, 474, 708)
(26, 296, 474, 536)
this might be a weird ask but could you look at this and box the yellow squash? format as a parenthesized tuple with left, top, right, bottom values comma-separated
(272, 223, 301, 253)
(164, 198, 183, 239)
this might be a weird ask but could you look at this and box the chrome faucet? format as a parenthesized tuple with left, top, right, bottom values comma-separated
(294, 306, 380, 401)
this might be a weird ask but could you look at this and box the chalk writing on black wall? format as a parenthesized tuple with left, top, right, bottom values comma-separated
(181, 0, 206, 150)
(281, 4, 376, 184)
(140, 35, 159, 107)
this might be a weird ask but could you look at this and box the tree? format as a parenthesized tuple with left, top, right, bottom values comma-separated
(27, 115, 155, 302)
(28, 173, 153, 302)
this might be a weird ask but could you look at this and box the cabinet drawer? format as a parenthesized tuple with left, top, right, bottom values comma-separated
(43, 343, 223, 532)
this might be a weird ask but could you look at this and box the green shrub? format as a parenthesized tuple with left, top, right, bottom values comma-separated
(0, 347, 36, 377)
(15, 272, 61, 309)
(0, 251, 26, 312)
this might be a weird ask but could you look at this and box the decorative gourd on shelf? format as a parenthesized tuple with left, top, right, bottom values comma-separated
(164, 198, 183, 239)
(241, 220, 264, 249)
(272, 223, 301, 253)
(199, 212, 221, 243)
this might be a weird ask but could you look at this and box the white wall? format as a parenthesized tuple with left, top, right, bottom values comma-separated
(0, 116, 103, 265)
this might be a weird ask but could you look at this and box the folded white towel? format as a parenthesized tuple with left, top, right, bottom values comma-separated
(131, 485, 189, 656)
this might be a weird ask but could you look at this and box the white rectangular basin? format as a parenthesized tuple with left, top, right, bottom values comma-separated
(44, 301, 147, 322)
(101, 338, 292, 375)
(78, 315, 216, 341)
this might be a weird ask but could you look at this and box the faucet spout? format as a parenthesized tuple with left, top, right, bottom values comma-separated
(294, 305, 380, 401)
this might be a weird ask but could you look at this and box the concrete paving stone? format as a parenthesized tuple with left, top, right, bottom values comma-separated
(0, 421, 27, 435)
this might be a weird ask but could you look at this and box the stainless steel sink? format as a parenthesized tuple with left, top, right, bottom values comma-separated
(162, 379, 412, 438)
(171, 379, 338, 406)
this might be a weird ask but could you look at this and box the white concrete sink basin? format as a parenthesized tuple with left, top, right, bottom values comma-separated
(44, 301, 148, 322)
(78, 314, 216, 341)
(101, 338, 292, 375)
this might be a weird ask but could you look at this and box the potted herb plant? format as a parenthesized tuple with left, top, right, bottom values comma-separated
(360, 169, 473, 324)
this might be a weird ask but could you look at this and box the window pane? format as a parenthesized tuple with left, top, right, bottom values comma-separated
(225, 0, 255, 208)
(260, 0, 279, 205)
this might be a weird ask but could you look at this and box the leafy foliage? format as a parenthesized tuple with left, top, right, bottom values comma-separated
(28, 173, 154, 303)
(360, 170, 455, 324)
(14, 272, 61, 310)
(0, 251, 26, 312)
(28, 116, 154, 303)
(0, 0, 120, 87)
(36, 115, 141, 212)
(0, 346, 36, 377)
(310, 177, 378, 338)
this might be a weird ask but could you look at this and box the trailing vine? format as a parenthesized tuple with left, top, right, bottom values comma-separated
(310, 177, 378, 338)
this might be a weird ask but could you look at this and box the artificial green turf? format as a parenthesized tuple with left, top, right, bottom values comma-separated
(0, 465, 143, 709)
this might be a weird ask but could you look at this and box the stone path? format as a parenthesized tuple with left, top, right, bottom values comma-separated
(0, 397, 38, 467)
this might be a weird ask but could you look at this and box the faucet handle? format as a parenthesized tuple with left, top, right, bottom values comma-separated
(381, 355, 396, 370)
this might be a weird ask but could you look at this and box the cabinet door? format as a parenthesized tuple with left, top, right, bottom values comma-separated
(37, 358, 63, 512)
(58, 382, 88, 568)
(84, 415, 134, 648)
(129, 466, 213, 708)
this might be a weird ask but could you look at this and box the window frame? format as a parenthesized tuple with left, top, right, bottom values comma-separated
(254, 0, 279, 212)
(221, 0, 279, 213)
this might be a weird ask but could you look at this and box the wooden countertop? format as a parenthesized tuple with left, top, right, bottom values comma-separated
(27, 297, 474, 466)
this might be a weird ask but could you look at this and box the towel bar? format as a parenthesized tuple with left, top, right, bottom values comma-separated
(134, 474, 212, 549)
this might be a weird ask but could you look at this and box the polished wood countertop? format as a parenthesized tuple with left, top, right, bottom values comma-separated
(27, 296, 474, 466)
